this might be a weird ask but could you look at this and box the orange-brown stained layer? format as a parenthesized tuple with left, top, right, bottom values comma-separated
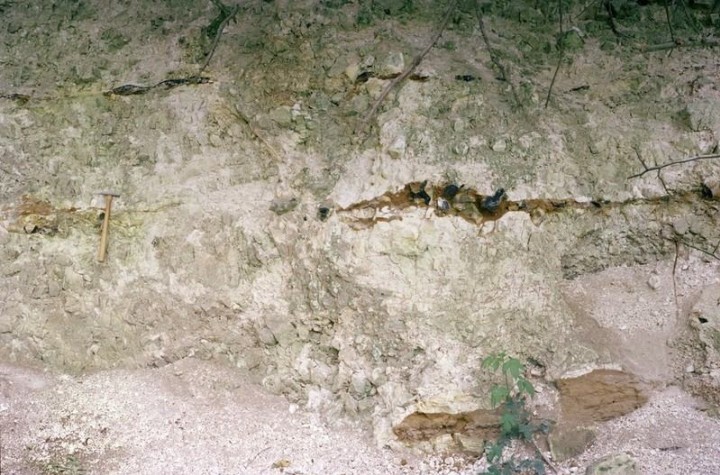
(337, 182, 701, 229)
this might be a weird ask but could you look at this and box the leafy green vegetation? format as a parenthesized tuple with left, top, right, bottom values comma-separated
(480, 352, 552, 475)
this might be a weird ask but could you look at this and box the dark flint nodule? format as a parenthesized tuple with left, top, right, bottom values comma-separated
(700, 183, 713, 199)
(409, 181, 431, 206)
(442, 184, 462, 201)
(479, 188, 506, 213)
(318, 206, 331, 221)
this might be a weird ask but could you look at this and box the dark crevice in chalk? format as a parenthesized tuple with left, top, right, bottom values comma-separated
(335, 181, 707, 229)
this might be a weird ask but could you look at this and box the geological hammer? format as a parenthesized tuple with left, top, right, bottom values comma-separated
(96, 191, 120, 262)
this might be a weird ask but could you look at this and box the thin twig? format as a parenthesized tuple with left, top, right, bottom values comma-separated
(663, 0, 676, 46)
(230, 105, 283, 163)
(712, 238, 720, 256)
(665, 236, 720, 261)
(474, 1, 521, 106)
(475, 4, 506, 81)
(198, 3, 240, 75)
(532, 439, 558, 474)
(244, 446, 270, 469)
(355, 1, 457, 137)
(632, 147, 670, 194)
(678, 0, 702, 35)
(574, 0, 600, 21)
(604, 0, 619, 36)
(632, 146, 649, 170)
(628, 153, 720, 179)
(558, 0, 563, 34)
(544, 0, 564, 108)
(672, 238, 679, 319)
(544, 56, 563, 108)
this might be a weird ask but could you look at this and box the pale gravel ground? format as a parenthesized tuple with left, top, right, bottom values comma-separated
(552, 255, 720, 475)
(0, 360, 417, 475)
(2, 359, 720, 475)
(558, 386, 720, 475)
(2, 257, 720, 475)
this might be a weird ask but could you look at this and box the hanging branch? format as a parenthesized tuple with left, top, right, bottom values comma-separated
(665, 236, 720, 261)
(603, 0, 625, 38)
(544, 0, 565, 108)
(671, 238, 679, 319)
(228, 104, 283, 163)
(474, 1, 520, 107)
(544, 56, 563, 108)
(678, 0, 702, 35)
(662, 0, 677, 45)
(354, 1, 457, 137)
(628, 153, 720, 179)
(631, 147, 670, 194)
(574, 0, 601, 21)
(198, 1, 240, 75)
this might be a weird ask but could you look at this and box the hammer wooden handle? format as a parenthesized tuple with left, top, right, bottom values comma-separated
(97, 195, 114, 262)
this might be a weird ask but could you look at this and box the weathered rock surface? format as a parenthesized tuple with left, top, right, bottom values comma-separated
(681, 283, 720, 405)
(0, 1, 719, 470)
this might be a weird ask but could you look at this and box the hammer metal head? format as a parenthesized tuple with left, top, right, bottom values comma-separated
(97, 191, 121, 197)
